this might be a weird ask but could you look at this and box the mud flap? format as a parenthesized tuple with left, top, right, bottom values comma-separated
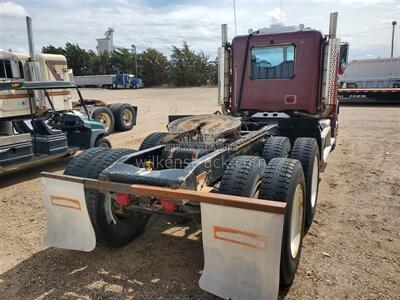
(199, 203, 284, 300)
(42, 177, 96, 251)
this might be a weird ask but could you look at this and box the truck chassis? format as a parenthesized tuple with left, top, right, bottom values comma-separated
(43, 112, 333, 299)
(42, 11, 344, 300)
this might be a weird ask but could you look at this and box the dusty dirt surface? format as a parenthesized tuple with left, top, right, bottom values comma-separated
(0, 87, 399, 299)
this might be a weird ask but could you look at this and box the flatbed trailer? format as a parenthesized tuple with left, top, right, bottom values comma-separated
(338, 87, 400, 103)
(41, 12, 347, 299)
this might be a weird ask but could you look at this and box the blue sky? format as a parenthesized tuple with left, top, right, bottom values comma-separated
(0, 0, 399, 60)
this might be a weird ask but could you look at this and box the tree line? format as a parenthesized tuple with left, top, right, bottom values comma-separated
(42, 42, 217, 87)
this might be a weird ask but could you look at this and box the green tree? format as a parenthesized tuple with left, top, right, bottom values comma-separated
(139, 48, 168, 86)
(169, 42, 215, 86)
(110, 48, 135, 74)
(42, 45, 65, 55)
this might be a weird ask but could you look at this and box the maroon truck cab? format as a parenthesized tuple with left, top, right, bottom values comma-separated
(231, 30, 326, 115)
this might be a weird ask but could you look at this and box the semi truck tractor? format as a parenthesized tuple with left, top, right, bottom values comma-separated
(338, 57, 400, 102)
(74, 74, 144, 89)
(42, 12, 347, 299)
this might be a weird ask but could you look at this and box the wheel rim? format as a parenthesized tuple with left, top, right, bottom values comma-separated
(253, 180, 261, 198)
(290, 184, 304, 259)
(105, 193, 127, 224)
(99, 141, 110, 148)
(97, 112, 112, 131)
(105, 193, 118, 224)
(310, 158, 319, 208)
(122, 108, 133, 126)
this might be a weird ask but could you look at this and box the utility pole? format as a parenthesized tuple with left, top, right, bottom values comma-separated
(131, 44, 138, 76)
(391, 21, 397, 58)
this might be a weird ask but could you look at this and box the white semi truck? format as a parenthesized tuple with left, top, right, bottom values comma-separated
(0, 49, 138, 133)
(0, 16, 141, 174)
(0, 51, 73, 119)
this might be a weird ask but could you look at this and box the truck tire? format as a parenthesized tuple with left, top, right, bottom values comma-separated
(259, 158, 306, 287)
(110, 103, 136, 131)
(219, 156, 266, 197)
(261, 136, 291, 163)
(139, 132, 168, 150)
(91, 107, 115, 134)
(84, 148, 149, 247)
(94, 137, 112, 148)
(64, 147, 110, 177)
(290, 137, 320, 227)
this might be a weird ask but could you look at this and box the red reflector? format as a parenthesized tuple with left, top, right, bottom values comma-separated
(115, 193, 131, 206)
(160, 200, 176, 213)
(285, 95, 296, 104)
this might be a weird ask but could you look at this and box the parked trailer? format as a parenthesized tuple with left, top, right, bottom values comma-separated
(73, 74, 115, 88)
(42, 13, 347, 299)
(74, 74, 144, 89)
(338, 58, 400, 103)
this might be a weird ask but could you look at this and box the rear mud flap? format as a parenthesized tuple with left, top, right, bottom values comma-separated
(199, 203, 284, 300)
(42, 177, 96, 251)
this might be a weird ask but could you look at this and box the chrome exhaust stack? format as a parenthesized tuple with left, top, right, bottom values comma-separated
(320, 12, 339, 117)
(218, 24, 230, 114)
(26, 16, 45, 108)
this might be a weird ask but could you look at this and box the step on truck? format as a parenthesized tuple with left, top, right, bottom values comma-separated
(0, 17, 138, 134)
(42, 12, 347, 299)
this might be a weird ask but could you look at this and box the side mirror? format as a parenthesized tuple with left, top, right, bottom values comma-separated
(338, 43, 349, 75)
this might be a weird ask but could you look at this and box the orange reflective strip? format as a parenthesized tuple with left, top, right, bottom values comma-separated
(50, 195, 81, 211)
(214, 225, 267, 250)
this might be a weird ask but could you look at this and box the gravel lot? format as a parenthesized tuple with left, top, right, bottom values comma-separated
(0, 87, 399, 299)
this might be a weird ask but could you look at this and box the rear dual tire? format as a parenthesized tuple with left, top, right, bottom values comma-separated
(262, 136, 291, 163)
(91, 107, 115, 134)
(259, 158, 306, 287)
(290, 138, 320, 227)
(110, 103, 136, 131)
(91, 104, 136, 133)
(219, 156, 306, 287)
(64, 148, 149, 247)
(139, 132, 168, 150)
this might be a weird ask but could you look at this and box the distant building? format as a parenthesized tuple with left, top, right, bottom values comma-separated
(97, 28, 114, 55)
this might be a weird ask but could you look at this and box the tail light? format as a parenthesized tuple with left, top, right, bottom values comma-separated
(115, 193, 131, 206)
(160, 200, 176, 213)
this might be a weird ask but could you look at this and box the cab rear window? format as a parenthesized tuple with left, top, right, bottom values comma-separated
(250, 45, 295, 80)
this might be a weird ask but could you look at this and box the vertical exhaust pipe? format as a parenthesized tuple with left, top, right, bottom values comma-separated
(25, 16, 45, 107)
(218, 24, 230, 113)
(320, 12, 339, 118)
(26, 16, 35, 60)
(329, 12, 338, 39)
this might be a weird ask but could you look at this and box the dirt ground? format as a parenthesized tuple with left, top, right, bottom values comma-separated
(0, 87, 399, 299)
